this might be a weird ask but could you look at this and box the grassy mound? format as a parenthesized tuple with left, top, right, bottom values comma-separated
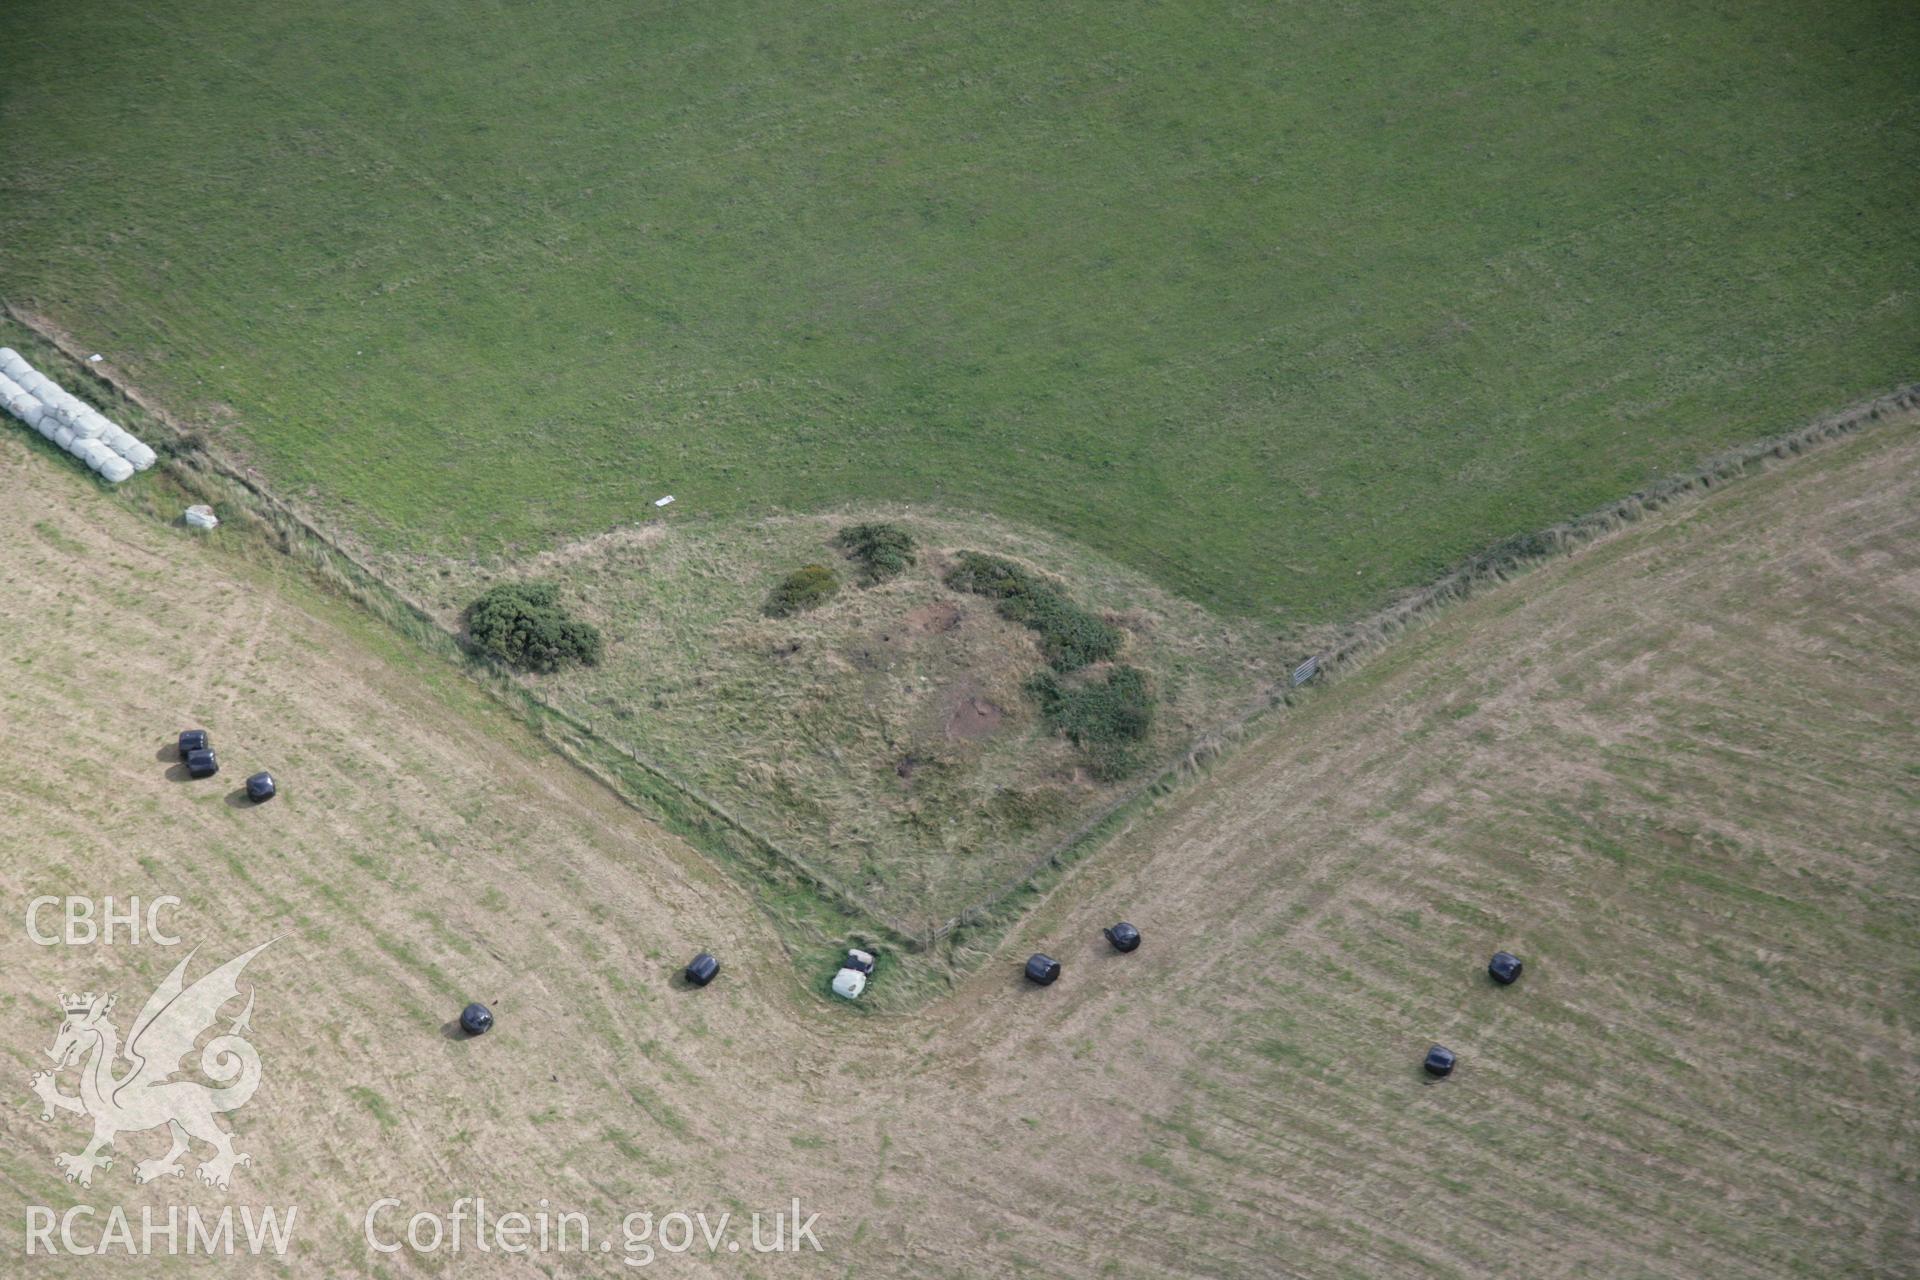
(404, 511, 1272, 935)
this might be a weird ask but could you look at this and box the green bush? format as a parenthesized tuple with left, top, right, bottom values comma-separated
(944, 551, 1123, 672)
(765, 563, 841, 617)
(834, 522, 916, 584)
(943, 550, 1036, 599)
(1025, 666, 1156, 780)
(464, 580, 603, 673)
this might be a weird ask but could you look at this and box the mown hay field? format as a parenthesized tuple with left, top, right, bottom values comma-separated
(0, 393, 1913, 1277)
(3, 0, 1916, 623)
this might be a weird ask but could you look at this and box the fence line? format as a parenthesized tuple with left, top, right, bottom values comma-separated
(14, 303, 1914, 953)
(919, 380, 1920, 942)
(5, 304, 927, 949)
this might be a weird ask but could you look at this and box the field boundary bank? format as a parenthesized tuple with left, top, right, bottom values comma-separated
(10, 302, 1914, 954)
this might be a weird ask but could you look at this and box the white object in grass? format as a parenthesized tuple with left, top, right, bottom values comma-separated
(832, 948, 876, 1000)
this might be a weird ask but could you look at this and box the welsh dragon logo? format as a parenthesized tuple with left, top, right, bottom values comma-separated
(29, 940, 273, 1190)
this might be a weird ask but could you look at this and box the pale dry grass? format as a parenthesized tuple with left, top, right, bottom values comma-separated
(385, 506, 1278, 936)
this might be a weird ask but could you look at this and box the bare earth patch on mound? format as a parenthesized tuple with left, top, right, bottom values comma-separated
(905, 600, 963, 635)
(942, 683, 1004, 741)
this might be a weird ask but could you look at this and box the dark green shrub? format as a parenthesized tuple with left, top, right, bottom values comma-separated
(464, 580, 603, 673)
(1026, 666, 1156, 780)
(999, 588, 1124, 672)
(944, 552, 1123, 672)
(943, 550, 1038, 599)
(765, 563, 840, 617)
(834, 522, 916, 584)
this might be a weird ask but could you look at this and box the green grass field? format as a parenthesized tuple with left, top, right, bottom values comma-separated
(4, 0, 1916, 624)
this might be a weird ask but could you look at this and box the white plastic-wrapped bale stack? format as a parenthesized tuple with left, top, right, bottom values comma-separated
(0, 372, 41, 428)
(64, 399, 103, 439)
(117, 429, 156, 470)
(0, 347, 155, 480)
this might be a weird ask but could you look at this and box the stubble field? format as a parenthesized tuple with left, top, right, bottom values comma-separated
(1, 407, 1913, 1277)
